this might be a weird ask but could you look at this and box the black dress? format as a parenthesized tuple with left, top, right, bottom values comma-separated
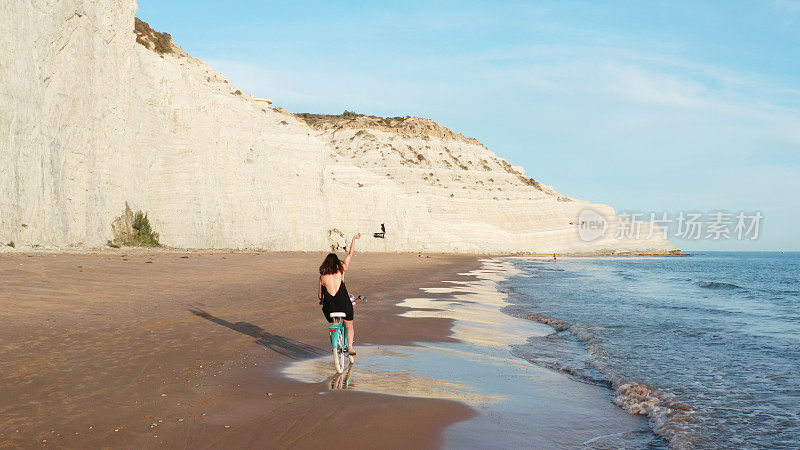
(321, 280, 353, 323)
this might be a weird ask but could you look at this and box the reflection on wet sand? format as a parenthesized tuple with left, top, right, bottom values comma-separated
(283, 345, 507, 406)
(399, 259, 553, 348)
(284, 260, 525, 406)
(330, 364, 353, 390)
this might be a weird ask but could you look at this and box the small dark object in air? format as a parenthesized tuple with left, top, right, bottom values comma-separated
(373, 223, 386, 239)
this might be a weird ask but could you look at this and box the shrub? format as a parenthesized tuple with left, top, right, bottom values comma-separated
(6, 241, 14, 248)
(134, 17, 175, 55)
(111, 203, 162, 247)
(130, 212, 161, 247)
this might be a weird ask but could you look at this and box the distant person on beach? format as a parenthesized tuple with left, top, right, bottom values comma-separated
(318, 233, 361, 356)
(553, 253, 557, 262)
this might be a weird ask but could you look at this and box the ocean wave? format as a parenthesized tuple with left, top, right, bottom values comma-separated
(698, 281, 743, 290)
(568, 323, 597, 343)
(519, 313, 570, 332)
(613, 381, 697, 449)
(516, 311, 697, 448)
(511, 345, 611, 388)
(510, 331, 611, 388)
(516, 313, 598, 344)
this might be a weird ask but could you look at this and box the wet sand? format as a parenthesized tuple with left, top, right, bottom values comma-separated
(0, 251, 479, 448)
(284, 259, 662, 448)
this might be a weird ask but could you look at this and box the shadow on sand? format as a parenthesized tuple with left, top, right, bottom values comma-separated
(189, 307, 324, 359)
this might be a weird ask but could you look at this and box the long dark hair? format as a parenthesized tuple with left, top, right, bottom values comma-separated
(319, 253, 343, 275)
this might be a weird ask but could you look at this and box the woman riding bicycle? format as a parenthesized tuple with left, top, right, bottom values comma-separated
(318, 233, 361, 356)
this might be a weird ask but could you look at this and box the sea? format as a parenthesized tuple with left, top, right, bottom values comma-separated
(502, 252, 799, 449)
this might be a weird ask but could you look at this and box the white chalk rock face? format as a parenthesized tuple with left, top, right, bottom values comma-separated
(304, 115, 678, 254)
(0, 0, 679, 255)
(0, 0, 329, 250)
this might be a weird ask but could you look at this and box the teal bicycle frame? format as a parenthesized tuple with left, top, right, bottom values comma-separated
(328, 313, 351, 373)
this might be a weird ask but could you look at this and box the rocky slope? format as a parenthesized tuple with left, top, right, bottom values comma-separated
(0, 0, 678, 255)
(300, 114, 676, 254)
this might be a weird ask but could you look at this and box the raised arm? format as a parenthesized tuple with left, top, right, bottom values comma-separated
(342, 233, 361, 272)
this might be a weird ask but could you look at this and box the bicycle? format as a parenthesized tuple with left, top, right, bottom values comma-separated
(328, 312, 354, 373)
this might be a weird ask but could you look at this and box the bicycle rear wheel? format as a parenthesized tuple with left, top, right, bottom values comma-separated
(333, 328, 345, 373)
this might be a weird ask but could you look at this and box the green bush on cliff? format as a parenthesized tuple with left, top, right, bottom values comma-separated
(129, 211, 161, 247)
(111, 204, 162, 247)
(134, 17, 174, 55)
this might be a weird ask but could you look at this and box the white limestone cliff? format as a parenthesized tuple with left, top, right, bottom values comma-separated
(1, 0, 330, 250)
(303, 115, 677, 254)
(0, 0, 679, 255)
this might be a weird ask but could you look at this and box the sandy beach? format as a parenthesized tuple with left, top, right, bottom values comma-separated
(1, 251, 664, 448)
(0, 251, 480, 448)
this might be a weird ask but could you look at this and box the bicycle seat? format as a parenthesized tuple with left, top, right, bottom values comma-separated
(329, 312, 347, 318)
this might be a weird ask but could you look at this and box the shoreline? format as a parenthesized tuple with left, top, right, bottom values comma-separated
(282, 258, 663, 448)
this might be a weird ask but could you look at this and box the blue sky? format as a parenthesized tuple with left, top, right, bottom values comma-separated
(137, 1, 800, 251)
